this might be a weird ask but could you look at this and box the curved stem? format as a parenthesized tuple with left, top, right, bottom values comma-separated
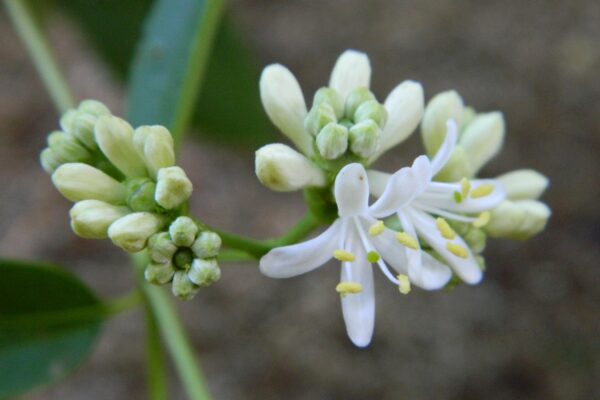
(4, 0, 76, 113)
(144, 299, 169, 400)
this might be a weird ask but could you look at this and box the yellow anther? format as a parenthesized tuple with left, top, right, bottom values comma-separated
(472, 211, 491, 228)
(396, 232, 419, 250)
(460, 177, 471, 198)
(435, 217, 456, 239)
(366, 251, 380, 263)
(470, 184, 494, 199)
(446, 242, 468, 258)
(397, 274, 411, 295)
(336, 281, 363, 296)
(368, 220, 385, 236)
(333, 249, 355, 262)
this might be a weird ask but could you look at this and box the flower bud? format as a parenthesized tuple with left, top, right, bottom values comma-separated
(148, 232, 177, 263)
(433, 146, 472, 182)
(354, 99, 388, 128)
(40, 148, 62, 173)
(421, 90, 464, 156)
(304, 102, 337, 136)
(94, 115, 147, 178)
(169, 216, 198, 247)
(485, 200, 551, 240)
(344, 87, 375, 119)
(69, 200, 129, 239)
(78, 99, 110, 117)
(47, 131, 90, 163)
(108, 212, 165, 252)
(496, 169, 549, 200)
(172, 271, 199, 300)
(348, 119, 380, 158)
(59, 110, 77, 134)
(125, 178, 158, 212)
(191, 231, 221, 259)
(313, 87, 343, 119)
(155, 166, 193, 210)
(316, 123, 348, 160)
(133, 126, 175, 179)
(460, 112, 505, 174)
(52, 163, 127, 203)
(188, 259, 221, 286)
(71, 112, 98, 150)
(145, 262, 175, 285)
(255, 143, 325, 191)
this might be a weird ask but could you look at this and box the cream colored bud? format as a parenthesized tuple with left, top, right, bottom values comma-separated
(316, 123, 348, 160)
(486, 200, 551, 240)
(148, 232, 177, 263)
(421, 90, 464, 156)
(496, 169, 549, 200)
(169, 216, 198, 247)
(349, 119, 380, 158)
(52, 163, 126, 203)
(145, 262, 175, 285)
(188, 259, 221, 286)
(304, 102, 337, 136)
(133, 125, 175, 179)
(71, 113, 98, 150)
(125, 178, 158, 212)
(433, 146, 472, 182)
(172, 271, 199, 300)
(59, 110, 77, 134)
(40, 148, 62, 173)
(95, 115, 147, 178)
(255, 143, 326, 191)
(47, 131, 90, 163)
(108, 212, 165, 252)
(191, 231, 221, 259)
(344, 87, 375, 119)
(78, 99, 111, 117)
(460, 112, 505, 174)
(313, 87, 344, 119)
(354, 99, 388, 128)
(154, 166, 193, 210)
(69, 200, 129, 239)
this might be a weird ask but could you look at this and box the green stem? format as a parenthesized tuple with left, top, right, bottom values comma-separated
(143, 302, 169, 400)
(217, 249, 255, 263)
(4, 0, 75, 113)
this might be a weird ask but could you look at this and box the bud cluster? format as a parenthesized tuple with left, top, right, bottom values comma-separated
(146, 217, 222, 300)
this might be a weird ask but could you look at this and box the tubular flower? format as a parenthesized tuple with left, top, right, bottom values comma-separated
(260, 163, 452, 347)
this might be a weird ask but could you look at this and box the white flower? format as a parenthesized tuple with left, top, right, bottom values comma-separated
(369, 121, 506, 284)
(260, 163, 452, 347)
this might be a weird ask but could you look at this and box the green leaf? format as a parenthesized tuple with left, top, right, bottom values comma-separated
(126, 0, 225, 144)
(0, 259, 102, 398)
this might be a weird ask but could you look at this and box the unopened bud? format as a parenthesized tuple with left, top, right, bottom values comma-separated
(78, 99, 110, 117)
(496, 169, 549, 200)
(145, 262, 175, 285)
(59, 110, 77, 134)
(95, 115, 147, 178)
(460, 112, 505, 174)
(421, 90, 464, 156)
(40, 148, 62, 173)
(348, 119, 380, 158)
(108, 212, 165, 252)
(344, 87, 375, 119)
(169, 216, 198, 247)
(433, 146, 472, 182)
(133, 126, 175, 179)
(304, 102, 337, 136)
(148, 232, 177, 263)
(172, 271, 199, 300)
(188, 259, 221, 286)
(71, 113, 98, 150)
(125, 178, 158, 212)
(52, 163, 126, 203)
(47, 131, 90, 163)
(485, 200, 551, 240)
(191, 231, 221, 259)
(155, 166, 193, 210)
(354, 99, 388, 128)
(313, 87, 343, 119)
(316, 123, 348, 160)
(69, 200, 129, 239)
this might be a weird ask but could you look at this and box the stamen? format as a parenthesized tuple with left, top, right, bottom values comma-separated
(453, 191, 463, 203)
(368, 220, 385, 236)
(470, 184, 494, 198)
(397, 274, 411, 295)
(396, 232, 419, 250)
(367, 251, 380, 263)
(336, 281, 363, 296)
(333, 249, 355, 262)
(435, 217, 456, 239)
(472, 211, 491, 228)
(446, 242, 468, 258)
(461, 177, 471, 197)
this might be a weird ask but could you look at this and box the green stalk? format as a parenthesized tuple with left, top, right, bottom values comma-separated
(4, 0, 75, 113)
(143, 302, 169, 400)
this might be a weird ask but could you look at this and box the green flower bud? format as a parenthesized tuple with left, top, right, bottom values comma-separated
(145, 262, 175, 285)
(47, 131, 90, 163)
(313, 87, 343, 119)
(344, 87, 375, 119)
(354, 99, 388, 128)
(94, 115, 147, 178)
(52, 163, 127, 203)
(69, 200, 129, 239)
(133, 125, 175, 179)
(155, 166, 193, 210)
(348, 119, 381, 158)
(188, 259, 221, 286)
(316, 123, 348, 160)
(172, 271, 199, 300)
(169, 216, 198, 247)
(148, 232, 177, 263)
(71, 112, 98, 150)
(433, 146, 472, 182)
(421, 90, 464, 156)
(191, 231, 221, 259)
(173, 248, 194, 270)
(485, 200, 551, 240)
(304, 102, 337, 136)
(40, 148, 62, 173)
(448, 220, 487, 254)
(460, 112, 505, 175)
(78, 99, 110, 117)
(59, 110, 77, 134)
(496, 169, 549, 200)
(125, 178, 158, 212)
(108, 212, 164, 252)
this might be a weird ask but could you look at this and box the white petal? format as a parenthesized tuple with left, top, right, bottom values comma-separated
(335, 163, 370, 218)
(259, 220, 341, 278)
(416, 252, 453, 290)
(421, 179, 505, 214)
(430, 119, 458, 176)
(340, 240, 375, 347)
(260, 64, 312, 155)
(496, 169, 549, 200)
(366, 169, 390, 198)
(460, 112, 505, 175)
(371, 81, 424, 161)
(329, 50, 371, 100)
(368, 224, 408, 274)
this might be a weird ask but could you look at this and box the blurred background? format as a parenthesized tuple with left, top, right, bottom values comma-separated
(1, 0, 598, 399)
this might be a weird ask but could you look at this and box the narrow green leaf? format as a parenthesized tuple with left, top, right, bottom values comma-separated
(0, 259, 102, 398)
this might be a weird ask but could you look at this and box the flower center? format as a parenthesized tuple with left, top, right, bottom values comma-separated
(173, 248, 194, 270)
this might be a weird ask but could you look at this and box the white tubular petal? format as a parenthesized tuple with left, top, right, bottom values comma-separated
(255, 143, 325, 191)
(335, 163, 370, 218)
(259, 220, 341, 278)
(430, 120, 458, 176)
(329, 50, 371, 100)
(260, 64, 312, 155)
(367, 223, 408, 274)
(409, 209, 482, 284)
(369, 156, 431, 218)
(340, 242, 375, 347)
(371, 81, 424, 160)
(421, 91, 464, 157)
(366, 169, 391, 197)
(396, 210, 423, 283)
(420, 179, 505, 214)
(486, 200, 551, 240)
(496, 169, 549, 200)
(416, 252, 453, 290)
(95, 116, 148, 178)
(52, 163, 126, 204)
(460, 112, 505, 174)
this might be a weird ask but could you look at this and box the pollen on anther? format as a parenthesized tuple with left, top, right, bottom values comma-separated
(368, 220, 385, 236)
(446, 242, 468, 258)
(333, 249, 355, 262)
(473, 211, 491, 228)
(396, 232, 418, 250)
(470, 184, 494, 198)
(436, 217, 456, 239)
(397, 274, 411, 295)
(461, 177, 471, 197)
(336, 281, 363, 296)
